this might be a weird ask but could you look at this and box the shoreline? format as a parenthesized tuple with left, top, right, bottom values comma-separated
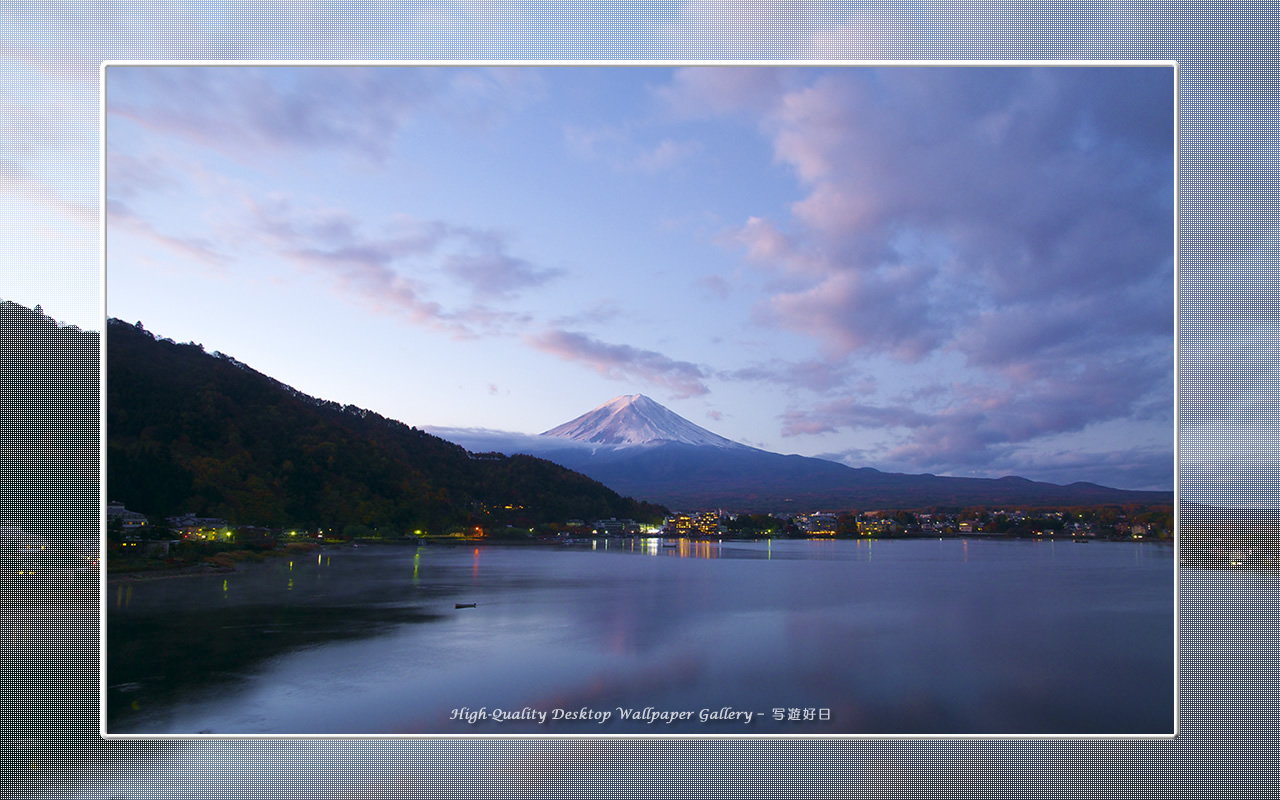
(106, 563, 237, 584)
(106, 541, 324, 584)
(101, 534, 1183, 584)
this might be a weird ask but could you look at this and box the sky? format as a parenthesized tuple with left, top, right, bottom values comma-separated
(100, 64, 1176, 491)
(2, 5, 1279, 799)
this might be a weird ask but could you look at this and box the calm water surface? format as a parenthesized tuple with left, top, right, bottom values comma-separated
(106, 538, 1174, 735)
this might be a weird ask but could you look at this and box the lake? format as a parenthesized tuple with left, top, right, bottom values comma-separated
(105, 537, 1174, 735)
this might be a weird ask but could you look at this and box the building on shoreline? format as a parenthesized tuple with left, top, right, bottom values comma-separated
(106, 501, 148, 531)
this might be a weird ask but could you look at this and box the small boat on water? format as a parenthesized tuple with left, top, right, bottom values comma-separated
(455, 602, 477, 609)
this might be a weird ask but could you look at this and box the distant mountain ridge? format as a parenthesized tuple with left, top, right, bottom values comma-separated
(477, 395, 1175, 512)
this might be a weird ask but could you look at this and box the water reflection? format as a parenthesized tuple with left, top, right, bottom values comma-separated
(631, 537, 722, 558)
(106, 539, 1174, 735)
(113, 582, 133, 610)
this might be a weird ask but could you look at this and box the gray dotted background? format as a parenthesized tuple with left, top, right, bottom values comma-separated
(4, 3, 1276, 798)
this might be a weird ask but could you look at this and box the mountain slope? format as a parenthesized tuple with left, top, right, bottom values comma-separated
(525, 396, 1173, 511)
(0, 300, 98, 544)
(106, 320, 666, 530)
(542, 394, 749, 449)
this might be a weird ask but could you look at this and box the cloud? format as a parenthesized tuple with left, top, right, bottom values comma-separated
(782, 399, 930, 438)
(782, 351, 1170, 483)
(549, 300, 627, 329)
(655, 4, 836, 59)
(673, 67, 1175, 481)
(107, 67, 415, 162)
(106, 198, 227, 266)
(0, 40, 93, 82)
(723, 357, 866, 394)
(564, 124, 702, 173)
(419, 425, 598, 456)
(106, 66, 544, 165)
(655, 66, 795, 118)
(694, 274, 732, 300)
(997, 446, 1174, 493)
(0, 159, 95, 229)
(525, 329, 711, 398)
(238, 195, 553, 336)
(818, 440, 1173, 492)
(713, 67, 1174, 372)
(440, 233, 564, 300)
(762, 262, 944, 361)
(105, 151, 179, 201)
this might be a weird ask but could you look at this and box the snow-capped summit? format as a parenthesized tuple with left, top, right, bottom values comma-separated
(540, 394, 748, 449)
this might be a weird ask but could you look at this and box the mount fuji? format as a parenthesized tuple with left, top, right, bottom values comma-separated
(443, 394, 1169, 512)
(541, 394, 750, 449)
(423, 395, 1171, 511)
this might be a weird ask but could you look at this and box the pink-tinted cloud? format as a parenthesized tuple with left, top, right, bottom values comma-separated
(525, 329, 710, 398)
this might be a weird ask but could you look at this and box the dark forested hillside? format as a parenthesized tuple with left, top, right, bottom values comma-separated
(106, 319, 665, 531)
(0, 301, 99, 545)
